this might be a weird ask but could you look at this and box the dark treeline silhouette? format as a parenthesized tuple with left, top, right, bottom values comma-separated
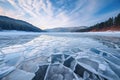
(76, 13, 120, 32)
(0, 16, 42, 32)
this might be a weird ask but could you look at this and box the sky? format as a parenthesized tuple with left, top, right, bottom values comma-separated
(0, 0, 120, 29)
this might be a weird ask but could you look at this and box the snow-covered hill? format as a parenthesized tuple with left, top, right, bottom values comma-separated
(45, 26, 87, 32)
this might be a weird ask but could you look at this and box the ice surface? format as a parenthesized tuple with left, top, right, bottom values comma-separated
(77, 58, 99, 71)
(83, 71, 90, 79)
(2, 69, 35, 80)
(44, 64, 77, 80)
(51, 54, 63, 63)
(0, 32, 120, 80)
(32, 64, 48, 80)
(0, 66, 15, 78)
(99, 63, 106, 71)
(63, 56, 76, 70)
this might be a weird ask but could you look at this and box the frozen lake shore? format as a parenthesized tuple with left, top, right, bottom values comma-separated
(0, 32, 120, 80)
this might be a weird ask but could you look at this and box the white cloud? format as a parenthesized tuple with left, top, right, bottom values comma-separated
(0, 0, 119, 29)
(0, 7, 3, 14)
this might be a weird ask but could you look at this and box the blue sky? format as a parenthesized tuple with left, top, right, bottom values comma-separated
(0, 0, 120, 29)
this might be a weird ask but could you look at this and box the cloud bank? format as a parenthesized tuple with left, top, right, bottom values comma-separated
(0, 0, 120, 29)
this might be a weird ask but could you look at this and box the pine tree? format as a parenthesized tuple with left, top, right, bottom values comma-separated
(114, 13, 120, 26)
(107, 17, 113, 26)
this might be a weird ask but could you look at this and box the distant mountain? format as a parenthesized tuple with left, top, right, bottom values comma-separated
(76, 13, 120, 32)
(45, 26, 87, 32)
(0, 16, 42, 32)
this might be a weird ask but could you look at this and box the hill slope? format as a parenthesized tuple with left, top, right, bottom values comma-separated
(0, 16, 42, 32)
(45, 26, 87, 32)
(76, 13, 120, 32)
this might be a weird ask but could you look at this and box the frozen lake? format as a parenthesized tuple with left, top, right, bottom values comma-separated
(0, 32, 120, 80)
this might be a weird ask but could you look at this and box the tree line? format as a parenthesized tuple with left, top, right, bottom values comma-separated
(76, 13, 120, 32)
(0, 16, 42, 32)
